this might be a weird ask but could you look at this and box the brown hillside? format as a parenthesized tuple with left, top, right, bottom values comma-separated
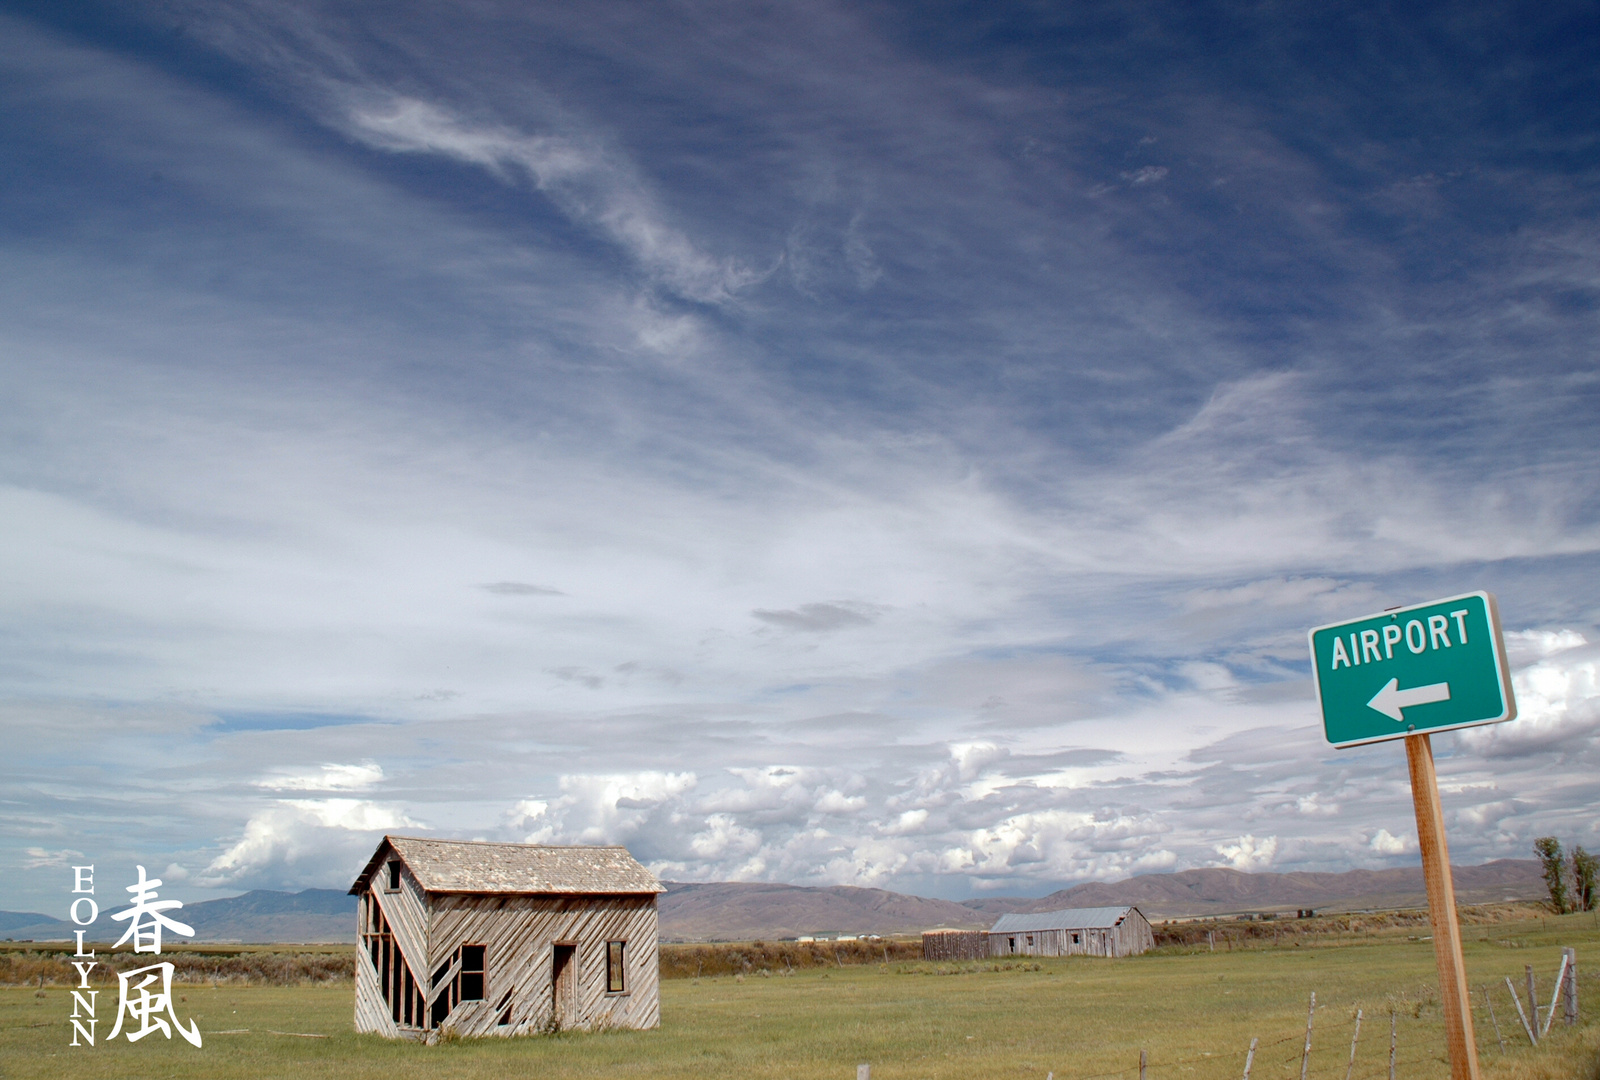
(658, 881, 988, 941)
(958, 859, 1545, 919)
(659, 860, 1547, 940)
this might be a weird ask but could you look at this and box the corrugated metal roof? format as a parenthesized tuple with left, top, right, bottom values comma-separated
(348, 835, 665, 896)
(989, 906, 1136, 933)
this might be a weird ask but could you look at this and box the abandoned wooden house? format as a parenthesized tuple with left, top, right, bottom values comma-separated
(988, 905, 1154, 958)
(349, 835, 665, 1039)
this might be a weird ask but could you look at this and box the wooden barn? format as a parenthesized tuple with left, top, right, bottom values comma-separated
(988, 906, 1154, 958)
(921, 928, 988, 961)
(349, 835, 665, 1039)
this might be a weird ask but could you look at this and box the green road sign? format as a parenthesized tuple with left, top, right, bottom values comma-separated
(1309, 591, 1516, 748)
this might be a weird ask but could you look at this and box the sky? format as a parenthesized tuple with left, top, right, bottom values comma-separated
(2, 0, 1598, 916)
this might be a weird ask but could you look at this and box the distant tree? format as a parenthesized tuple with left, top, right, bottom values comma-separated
(1534, 837, 1569, 914)
(1574, 846, 1598, 913)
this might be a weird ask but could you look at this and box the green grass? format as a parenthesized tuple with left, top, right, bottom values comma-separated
(4, 911, 1596, 1080)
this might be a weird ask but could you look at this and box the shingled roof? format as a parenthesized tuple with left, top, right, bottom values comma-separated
(989, 906, 1139, 934)
(349, 835, 665, 896)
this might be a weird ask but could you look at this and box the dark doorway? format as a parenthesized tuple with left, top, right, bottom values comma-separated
(551, 944, 576, 1029)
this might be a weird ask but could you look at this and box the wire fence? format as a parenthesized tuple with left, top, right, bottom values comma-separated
(1004, 969, 1594, 1080)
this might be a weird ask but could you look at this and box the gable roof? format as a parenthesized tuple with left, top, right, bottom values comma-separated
(349, 835, 665, 896)
(989, 906, 1140, 934)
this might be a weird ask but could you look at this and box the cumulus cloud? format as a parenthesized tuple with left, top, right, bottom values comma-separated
(1215, 834, 1278, 871)
(201, 799, 421, 888)
(1368, 828, 1408, 855)
(1456, 640, 1600, 757)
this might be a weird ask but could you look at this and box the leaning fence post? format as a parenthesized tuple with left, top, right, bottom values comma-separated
(1301, 992, 1316, 1080)
(1506, 975, 1536, 1045)
(1140, 1048, 1147, 1080)
(1344, 1008, 1363, 1080)
(1242, 1037, 1258, 1080)
(1563, 947, 1578, 1025)
(1482, 984, 1504, 1054)
(1541, 953, 1570, 1038)
(1525, 964, 1539, 1040)
(1388, 1010, 1396, 1080)
(857, 1065, 869, 1080)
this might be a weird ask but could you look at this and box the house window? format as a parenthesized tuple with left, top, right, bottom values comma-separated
(1025, 935, 1034, 947)
(386, 860, 402, 891)
(606, 941, 627, 993)
(1071, 933, 1080, 944)
(459, 944, 486, 1001)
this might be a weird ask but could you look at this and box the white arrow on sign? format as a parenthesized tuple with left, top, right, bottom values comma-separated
(1367, 677, 1451, 722)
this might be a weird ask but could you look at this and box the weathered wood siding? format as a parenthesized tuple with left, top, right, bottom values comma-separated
(426, 892, 659, 1036)
(988, 910, 1154, 958)
(922, 930, 987, 961)
(355, 866, 431, 1037)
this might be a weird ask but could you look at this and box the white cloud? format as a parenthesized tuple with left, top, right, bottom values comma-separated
(1215, 834, 1278, 871)
(23, 847, 84, 870)
(1503, 629, 1587, 668)
(254, 761, 384, 792)
(201, 799, 421, 888)
(689, 814, 761, 859)
(341, 94, 766, 304)
(1368, 828, 1408, 855)
(1456, 641, 1600, 757)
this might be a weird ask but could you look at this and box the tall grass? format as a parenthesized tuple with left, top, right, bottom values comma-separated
(1, 910, 1595, 1080)
(0, 949, 353, 986)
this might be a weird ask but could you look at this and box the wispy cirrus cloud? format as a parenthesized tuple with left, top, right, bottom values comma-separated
(341, 93, 768, 304)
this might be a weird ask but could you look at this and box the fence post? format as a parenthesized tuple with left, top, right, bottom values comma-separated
(1541, 953, 1569, 1038)
(1482, 984, 1504, 1054)
(1563, 948, 1578, 1025)
(1141, 1048, 1147, 1080)
(1243, 1037, 1258, 1080)
(1388, 1010, 1396, 1080)
(857, 1065, 869, 1080)
(1301, 992, 1316, 1080)
(1525, 965, 1539, 1041)
(1506, 976, 1535, 1045)
(1344, 1008, 1363, 1080)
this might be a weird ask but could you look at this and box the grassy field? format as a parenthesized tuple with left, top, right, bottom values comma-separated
(3, 912, 1596, 1080)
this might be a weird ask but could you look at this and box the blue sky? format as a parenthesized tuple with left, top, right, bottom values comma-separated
(3, 0, 1598, 914)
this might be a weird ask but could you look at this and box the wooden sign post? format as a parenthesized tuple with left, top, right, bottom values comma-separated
(1310, 593, 1519, 1080)
(1406, 733, 1478, 1080)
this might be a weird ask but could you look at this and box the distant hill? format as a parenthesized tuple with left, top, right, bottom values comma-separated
(1, 860, 1547, 944)
(0, 910, 72, 940)
(0, 889, 357, 944)
(658, 860, 1546, 940)
(179, 888, 356, 942)
(958, 860, 1545, 920)
(658, 881, 987, 941)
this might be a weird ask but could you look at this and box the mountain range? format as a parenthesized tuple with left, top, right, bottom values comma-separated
(1, 860, 1545, 944)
